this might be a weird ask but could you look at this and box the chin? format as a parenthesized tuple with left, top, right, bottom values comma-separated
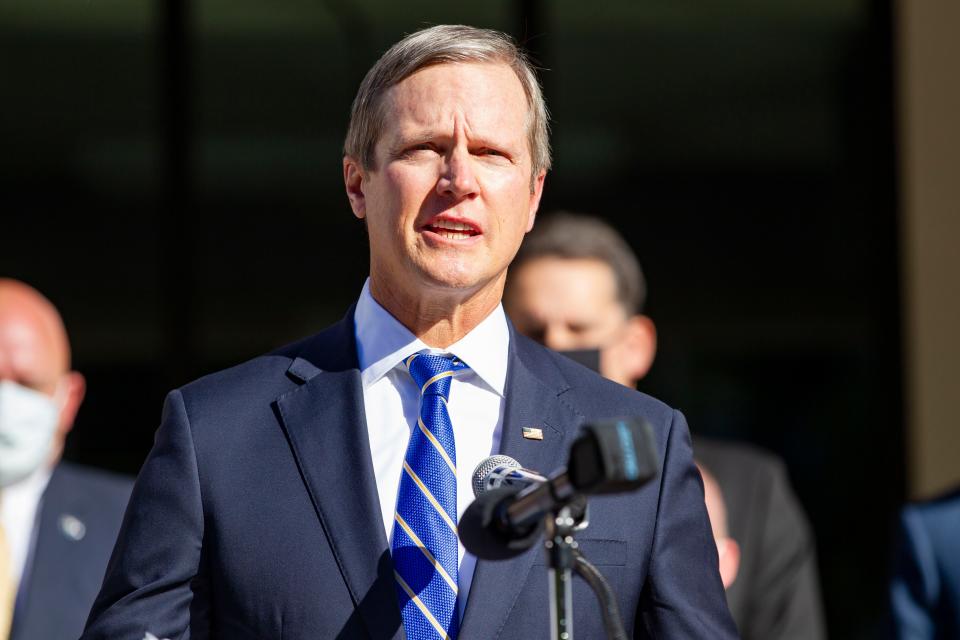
(412, 253, 469, 283)
(418, 264, 497, 295)
(420, 272, 481, 292)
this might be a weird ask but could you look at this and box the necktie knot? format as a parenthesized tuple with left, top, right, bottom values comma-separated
(406, 352, 467, 400)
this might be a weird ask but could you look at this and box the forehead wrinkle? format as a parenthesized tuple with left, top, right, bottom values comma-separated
(382, 62, 530, 155)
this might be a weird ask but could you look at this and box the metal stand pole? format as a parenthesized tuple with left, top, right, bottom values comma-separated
(545, 505, 579, 640)
(543, 499, 628, 640)
(573, 551, 628, 640)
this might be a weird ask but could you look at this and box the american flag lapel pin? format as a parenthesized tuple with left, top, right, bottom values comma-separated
(521, 427, 544, 441)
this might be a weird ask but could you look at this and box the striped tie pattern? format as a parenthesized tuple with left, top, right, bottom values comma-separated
(392, 352, 468, 640)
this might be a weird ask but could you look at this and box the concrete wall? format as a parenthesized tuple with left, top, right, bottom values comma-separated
(897, 0, 960, 498)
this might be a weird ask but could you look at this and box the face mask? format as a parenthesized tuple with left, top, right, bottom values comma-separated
(0, 380, 60, 487)
(558, 349, 601, 374)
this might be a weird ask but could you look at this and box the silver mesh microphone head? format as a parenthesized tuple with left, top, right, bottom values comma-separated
(472, 455, 521, 497)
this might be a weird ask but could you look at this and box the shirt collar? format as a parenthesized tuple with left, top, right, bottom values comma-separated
(354, 278, 510, 396)
(1, 460, 53, 517)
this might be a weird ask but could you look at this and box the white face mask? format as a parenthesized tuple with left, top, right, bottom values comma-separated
(0, 379, 60, 487)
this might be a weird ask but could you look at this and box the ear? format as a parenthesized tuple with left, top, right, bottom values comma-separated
(57, 371, 86, 438)
(343, 156, 367, 220)
(716, 537, 741, 590)
(525, 171, 546, 232)
(622, 314, 657, 381)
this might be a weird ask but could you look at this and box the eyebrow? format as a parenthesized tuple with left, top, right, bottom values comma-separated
(388, 132, 521, 157)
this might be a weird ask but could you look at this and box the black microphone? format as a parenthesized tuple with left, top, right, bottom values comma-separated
(460, 455, 550, 560)
(460, 418, 659, 560)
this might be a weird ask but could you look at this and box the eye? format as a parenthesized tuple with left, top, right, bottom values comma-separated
(400, 142, 439, 158)
(477, 147, 507, 158)
(568, 323, 591, 335)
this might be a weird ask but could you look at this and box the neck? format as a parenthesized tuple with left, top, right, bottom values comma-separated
(369, 275, 505, 348)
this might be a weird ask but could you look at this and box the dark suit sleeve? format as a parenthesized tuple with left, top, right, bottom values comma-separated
(888, 506, 937, 640)
(637, 410, 740, 638)
(746, 459, 825, 640)
(82, 390, 210, 640)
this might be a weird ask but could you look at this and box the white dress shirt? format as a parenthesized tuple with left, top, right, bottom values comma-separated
(354, 279, 508, 620)
(1, 463, 52, 586)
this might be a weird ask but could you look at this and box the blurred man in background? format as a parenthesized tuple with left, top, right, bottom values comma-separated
(504, 212, 826, 639)
(0, 279, 132, 640)
(697, 462, 740, 591)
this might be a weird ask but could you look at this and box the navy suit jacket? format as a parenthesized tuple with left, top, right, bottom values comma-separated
(10, 462, 132, 640)
(82, 310, 737, 639)
(888, 488, 960, 640)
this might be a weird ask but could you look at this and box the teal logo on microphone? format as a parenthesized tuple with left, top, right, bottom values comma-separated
(616, 421, 640, 480)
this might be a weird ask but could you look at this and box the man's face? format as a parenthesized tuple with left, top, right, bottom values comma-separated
(506, 256, 628, 352)
(345, 62, 545, 303)
(505, 255, 656, 388)
(0, 285, 85, 465)
(0, 303, 65, 398)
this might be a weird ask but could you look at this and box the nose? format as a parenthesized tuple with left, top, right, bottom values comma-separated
(436, 146, 478, 200)
(543, 324, 575, 351)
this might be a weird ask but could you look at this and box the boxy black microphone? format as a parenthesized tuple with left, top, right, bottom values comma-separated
(460, 418, 658, 560)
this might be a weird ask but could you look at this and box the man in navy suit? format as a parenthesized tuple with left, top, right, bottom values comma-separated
(888, 487, 960, 639)
(0, 279, 132, 640)
(82, 25, 737, 639)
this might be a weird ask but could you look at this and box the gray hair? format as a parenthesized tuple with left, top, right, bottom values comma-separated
(343, 24, 552, 180)
(511, 212, 647, 314)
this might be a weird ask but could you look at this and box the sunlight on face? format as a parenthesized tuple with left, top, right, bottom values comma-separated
(351, 62, 545, 304)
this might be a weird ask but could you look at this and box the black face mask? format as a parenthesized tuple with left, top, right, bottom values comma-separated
(558, 349, 601, 374)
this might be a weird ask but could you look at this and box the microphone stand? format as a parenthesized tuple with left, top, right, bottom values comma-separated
(544, 505, 577, 640)
(466, 419, 659, 639)
(543, 504, 628, 640)
(572, 551, 628, 640)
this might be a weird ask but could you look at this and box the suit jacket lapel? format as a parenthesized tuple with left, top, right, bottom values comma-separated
(459, 330, 582, 640)
(275, 310, 403, 640)
(13, 468, 87, 639)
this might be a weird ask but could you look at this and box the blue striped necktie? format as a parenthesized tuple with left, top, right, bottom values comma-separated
(392, 352, 468, 640)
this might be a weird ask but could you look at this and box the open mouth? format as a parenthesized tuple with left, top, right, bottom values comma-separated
(424, 219, 481, 240)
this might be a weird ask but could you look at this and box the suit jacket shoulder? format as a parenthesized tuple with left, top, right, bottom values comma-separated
(889, 487, 960, 640)
(481, 333, 738, 639)
(175, 307, 358, 425)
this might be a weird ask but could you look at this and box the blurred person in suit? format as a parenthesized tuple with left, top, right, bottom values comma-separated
(888, 486, 960, 639)
(0, 279, 132, 640)
(504, 211, 826, 640)
(81, 25, 738, 640)
(697, 462, 740, 591)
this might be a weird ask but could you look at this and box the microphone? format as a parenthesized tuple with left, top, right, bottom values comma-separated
(471, 455, 547, 497)
(467, 455, 588, 560)
(460, 418, 659, 560)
